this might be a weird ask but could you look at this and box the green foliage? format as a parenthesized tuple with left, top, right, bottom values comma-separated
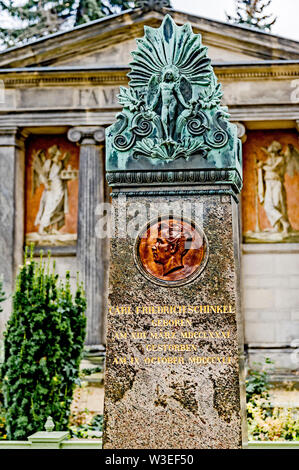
(0, 248, 86, 440)
(69, 412, 103, 439)
(75, 0, 133, 25)
(0, 278, 6, 439)
(0, 408, 6, 439)
(246, 358, 272, 402)
(246, 360, 299, 441)
(0, 0, 134, 48)
(0, 277, 5, 313)
(247, 400, 299, 441)
(69, 361, 104, 438)
(0, 379, 6, 440)
(227, 0, 277, 31)
(79, 366, 103, 378)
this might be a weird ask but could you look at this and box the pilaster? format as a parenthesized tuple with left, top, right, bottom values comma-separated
(68, 126, 106, 347)
(0, 127, 26, 336)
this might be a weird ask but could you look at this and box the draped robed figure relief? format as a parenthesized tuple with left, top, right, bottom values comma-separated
(33, 145, 70, 234)
(26, 143, 78, 246)
(244, 139, 299, 243)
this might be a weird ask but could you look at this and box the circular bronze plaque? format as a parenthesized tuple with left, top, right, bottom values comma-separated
(134, 216, 209, 287)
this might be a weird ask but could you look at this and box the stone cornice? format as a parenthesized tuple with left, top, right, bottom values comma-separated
(215, 62, 299, 80)
(0, 9, 298, 68)
(0, 106, 298, 128)
(0, 69, 129, 87)
(112, 188, 239, 203)
(106, 169, 242, 195)
(0, 62, 299, 88)
(0, 12, 163, 69)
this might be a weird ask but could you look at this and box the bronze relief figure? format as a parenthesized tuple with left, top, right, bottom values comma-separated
(151, 220, 193, 276)
(134, 217, 208, 287)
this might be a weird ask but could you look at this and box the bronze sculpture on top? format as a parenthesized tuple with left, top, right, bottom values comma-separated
(106, 15, 242, 193)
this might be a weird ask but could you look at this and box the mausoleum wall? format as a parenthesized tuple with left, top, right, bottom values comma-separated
(242, 245, 299, 375)
(0, 46, 299, 381)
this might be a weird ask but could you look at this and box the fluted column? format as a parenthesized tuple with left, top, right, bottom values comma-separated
(68, 126, 106, 347)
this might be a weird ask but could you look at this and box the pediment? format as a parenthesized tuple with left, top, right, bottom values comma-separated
(0, 9, 299, 69)
(54, 38, 259, 68)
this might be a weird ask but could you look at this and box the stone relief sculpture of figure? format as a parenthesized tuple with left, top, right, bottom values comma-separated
(152, 220, 193, 276)
(33, 145, 71, 234)
(257, 140, 290, 234)
(245, 140, 299, 243)
(27, 144, 78, 245)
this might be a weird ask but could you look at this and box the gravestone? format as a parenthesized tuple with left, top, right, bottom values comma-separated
(103, 15, 246, 449)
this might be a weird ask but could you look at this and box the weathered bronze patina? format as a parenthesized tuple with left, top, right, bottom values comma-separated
(106, 14, 242, 193)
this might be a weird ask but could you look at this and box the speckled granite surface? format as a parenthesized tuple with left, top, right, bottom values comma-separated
(103, 193, 246, 449)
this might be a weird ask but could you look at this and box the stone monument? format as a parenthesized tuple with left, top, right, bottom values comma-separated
(103, 15, 246, 449)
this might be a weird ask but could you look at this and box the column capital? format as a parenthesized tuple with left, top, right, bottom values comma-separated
(0, 126, 28, 148)
(67, 126, 105, 145)
(232, 122, 247, 144)
(0, 126, 18, 146)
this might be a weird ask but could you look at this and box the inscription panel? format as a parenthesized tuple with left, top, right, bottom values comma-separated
(109, 304, 235, 367)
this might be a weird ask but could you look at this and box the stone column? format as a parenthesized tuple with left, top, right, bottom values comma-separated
(0, 127, 26, 336)
(67, 126, 106, 348)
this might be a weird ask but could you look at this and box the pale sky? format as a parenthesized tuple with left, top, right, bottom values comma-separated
(172, 0, 299, 41)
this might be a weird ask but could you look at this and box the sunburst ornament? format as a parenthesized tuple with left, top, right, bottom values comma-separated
(106, 14, 242, 189)
(128, 16, 212, 89)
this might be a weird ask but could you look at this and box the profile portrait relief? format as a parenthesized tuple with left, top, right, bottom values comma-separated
(135, 217, 208, 287)
(152, 221, 193, 276)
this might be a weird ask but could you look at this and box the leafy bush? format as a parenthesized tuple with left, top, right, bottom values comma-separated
(69, 364, 104, 439)
(247, 400, 299, 441)
(69, 412, 103, 439)
(246, 360, 299, 441)
(0, 406, 6, 440)
(246, 358, 272, 403)
(0, 276, 6, 439)
(0, 378, 6, 440)
(0, 248, 86, 440)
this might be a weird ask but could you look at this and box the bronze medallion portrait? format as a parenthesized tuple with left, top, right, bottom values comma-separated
(134, 217, 209, 287)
